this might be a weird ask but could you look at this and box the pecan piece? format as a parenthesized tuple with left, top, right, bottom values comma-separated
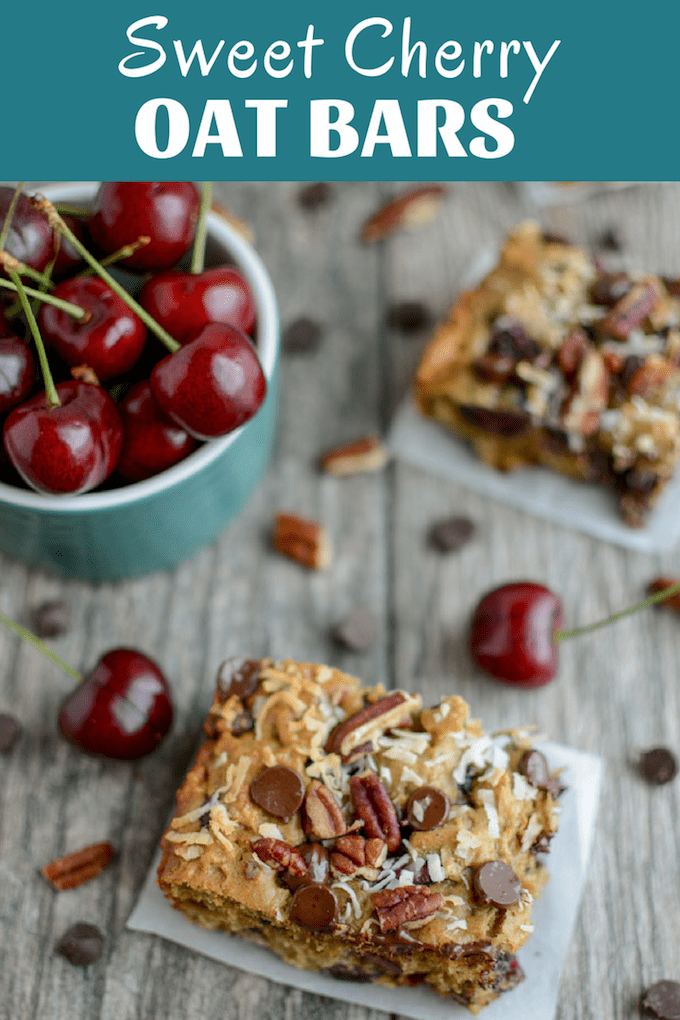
(251, 838, 307, 877)
(350, 773, 401, 852)
(302, 780, 347, 840)
(330, 835, 387, 875)
(319, 435, 390, 476)
(597, 279, 662, 340)
(41, 841, 114, 891)
(325, 691, 414, 758)
(273, 513, 331, 570)
(370, 885, 444, 933)
(560, 349, 609, 436)
(557, 329, 590, 380)
(648, 577, 680, 614)
(361, 185, 446, 243)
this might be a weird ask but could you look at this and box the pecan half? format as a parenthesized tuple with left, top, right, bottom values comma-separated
(41, 841, 114, 891)
(319, 436, 390, 476)
(370, 885, 444, 933)
(624, 355, 675, 398)
(560, 349, 609, 436)
(251, 838, 307, 877)
(557, 329, 590, 380)
(273, 513, 331, 570)
(597, 279, 662, 340)
(350, 773, 401, 852)
(302, 780, 347, 840)
(325, 691, 416, 758)
(330, 834, 386, 875)
(648, 577, 680, 614)
(361, 185, 446, 243)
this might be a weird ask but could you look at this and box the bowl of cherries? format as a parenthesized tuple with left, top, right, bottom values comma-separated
(0, 181, 279, 582)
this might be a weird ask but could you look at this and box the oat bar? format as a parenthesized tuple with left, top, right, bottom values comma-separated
(415, 221, 680, 526)
(157, 658, 560, 1013)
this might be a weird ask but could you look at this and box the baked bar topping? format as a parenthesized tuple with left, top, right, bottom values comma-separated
(415, 221, 680, 525)
(158, 658, 561, 1012)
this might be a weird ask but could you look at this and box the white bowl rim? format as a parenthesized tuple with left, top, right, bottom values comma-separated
(0, 182, 279, 513)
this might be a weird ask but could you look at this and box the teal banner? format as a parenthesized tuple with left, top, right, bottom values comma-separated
(4, 0, 675, 179)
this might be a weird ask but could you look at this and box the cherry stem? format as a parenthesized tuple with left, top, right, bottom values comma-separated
(53, 203, 89, 218)
(554, 581, 680, 642)
(190, 181, 212, 274)
(30, 196, 180, 354)
(0, 181, 25, 251)
(8, 269, 61, 409)
(0, 250, 53, 289)
(0, 278, 88, 319)
(0, 610, 82, 684)
(100, 235, 150, 268)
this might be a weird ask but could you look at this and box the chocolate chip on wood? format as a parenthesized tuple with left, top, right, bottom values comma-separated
(639, 748, 678, 785)
(55, 923, 104, 966)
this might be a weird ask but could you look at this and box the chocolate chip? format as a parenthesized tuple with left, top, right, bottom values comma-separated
(282, 317, 323, 354)
(230, 710, 255, 736)
(473, 861, 522, 908)
(281, 842, 329, 891)
(289, 883, 337, 929)
(488, 318, 542, 362)
(595, 227, 624, 252)
(642, 980, 680, 1019)
(362, 952, 402, 975)
(332, 608, 378, 653)
(517, 749, 550, 788)
(458, 405, 531, 437)
(298, 182, 332, 210)
(590, 272, 633, 307)
(404, 786, 449, 831)
(0, 712, 21, 753)
(429, 516, 476, 554)
(326, 964, 373, 982)
(33, 600, 71, 638)
(217, 658, 261, 703)
(55, 923, 104, 966)
(250, 765, 305, 820)
(639, 748, 678, 785)
(386, 300, 432, 334)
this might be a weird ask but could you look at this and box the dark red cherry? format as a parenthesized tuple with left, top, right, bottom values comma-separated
(3, 381, 123, 495)
(469, 582, 563, 687)
(89, 182, 200, 272)
(39, 276, 146, 382)
(0, 187, 54, 276)
(52, 215, 87, 279)
(117, 380, 196, 482)
(150, 323, 266, 440)
(139, 266, 256, 343)
(58, 648, 173, 760)
(0, 334, 35, 414)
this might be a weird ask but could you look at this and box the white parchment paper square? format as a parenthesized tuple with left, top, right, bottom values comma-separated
(389, 400, 680, 553)
(128, 742, 602, 1020)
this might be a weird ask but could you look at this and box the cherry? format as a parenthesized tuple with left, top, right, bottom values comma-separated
(139, 266, 256, 343)
(39, 276, 146, 381)
(89, 182, 200, 272)
(150, 323, 266, 440)
(0, 334, 35, 415)
(58, 648, 173, 760)
(0, 187, 54, 276)
(117, 380, 196, 482)
(3, 380, 123, 495)
(470, 582, 563, 687)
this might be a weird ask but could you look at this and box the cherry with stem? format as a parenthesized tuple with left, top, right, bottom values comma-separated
(0, 610, 173, 760)
(470, 579, 680, 687)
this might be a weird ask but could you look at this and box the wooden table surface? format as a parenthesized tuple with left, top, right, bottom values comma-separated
(2, 181, 680, 1020)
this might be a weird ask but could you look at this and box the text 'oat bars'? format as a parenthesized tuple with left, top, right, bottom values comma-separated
(157, 658, 560, 1013)
(415, 221, 680, 526)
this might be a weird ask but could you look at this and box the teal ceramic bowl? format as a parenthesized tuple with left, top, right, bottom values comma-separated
(0, 183, 279, 582)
